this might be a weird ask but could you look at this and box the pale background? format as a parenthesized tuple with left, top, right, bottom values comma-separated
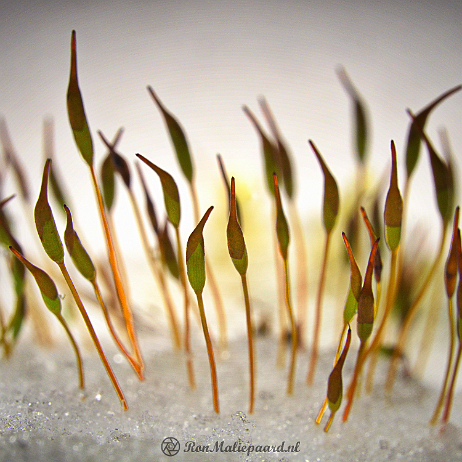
(1, 0, 461, 361)
(2, 0, 461, 233)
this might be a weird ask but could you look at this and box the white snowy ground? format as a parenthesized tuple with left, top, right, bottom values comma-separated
(0, 332, 461, 462)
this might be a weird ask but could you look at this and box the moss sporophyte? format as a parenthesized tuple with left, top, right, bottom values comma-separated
(1, 30, 461, 428)
(67, 31, 143, 380)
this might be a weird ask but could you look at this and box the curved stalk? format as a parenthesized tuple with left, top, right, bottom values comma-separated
(105, 212, 132, 302)
(241, 273, 255, 413)
(307, 232, 331, 384)
(412, 283, 443, 378)
(205, 256, 227, 351)
(316, 398, 329, 425)
(175, 226, 195, 389)
(289, 202, 308, 348)
(58, 261, 128, 410)
(275, 228, 287, 368)
(89, 166, 143, 377)
(189, 180, 227, 351)
(196, 292, 219, 413)
(56, 313, 85, 390)
(342, 342, 366, 421)
(283, 257, 297, 396)
(92, 280, 141, 376)
(315, 324, 348, 425)
(127, 187, 181, 349)
(364, 248, 399, 390)
(385, 228, 447, 392)
(442, 342, 462, 423)
(429, 298, 455, 424)
(342, 239, 379, 421)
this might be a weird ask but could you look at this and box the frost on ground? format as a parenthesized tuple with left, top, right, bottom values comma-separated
(0, 333, 461, 462)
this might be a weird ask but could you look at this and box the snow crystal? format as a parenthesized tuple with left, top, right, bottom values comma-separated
(0, 333, 461, 462)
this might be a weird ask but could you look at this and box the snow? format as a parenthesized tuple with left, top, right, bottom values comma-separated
(1, 333, 461, 462)
(1, 1, 462, 460)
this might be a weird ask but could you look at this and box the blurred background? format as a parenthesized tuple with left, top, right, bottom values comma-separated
(1, 0, 461, 385)
(1, 0, 460, 227)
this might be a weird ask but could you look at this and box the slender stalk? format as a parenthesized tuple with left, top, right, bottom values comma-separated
(385, 229, 447, 392)
(289, 202, 308, 347)
(442, 225, 462, 424)
(284, 259, 298, 395)
(92, 280, 141, 376)
(275, 228, 287, 368)
(89, 166, 144, 377)
(316, 398, 329, 425)
(429, 298, 455, 424)
(196, 292, 219, 413)
(283, 257, 297, 396)
(317, 325, 352, 430)
(324, 412, 335, 432)
(364, 248, 399, 390)
(106, 212, 132, 304)
(241, 273, 255, 413)
(316, 324, 347, 425)
(395, 177, 411, 276)
(175, 226, 195, 389)
(99, 130, 132, 301)
(363, 284, 383, 393)
(57, 261, 128, 410)
(380, 172, 413, 383)
(364, 346, 380, 395)
(205, 257, 227, 351)
(189, 181, 201, 226)
(342, 342, 366, 421)
(127, 187, 181, 349)
(315, 325, 349, 425)
(227, 176, 254, 412)
(335, 325, 349, 363)
(189, 180, 227, 351)
(412, 283, 442, 378)
(154, 265, 182, 349)
(442, 342, 462, 423)
(342, 239, 379, 421)
(56, 313, 85, 389)
(307, 232, 331, 384)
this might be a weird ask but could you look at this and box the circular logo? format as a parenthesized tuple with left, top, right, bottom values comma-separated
(161, 437, 180, 456)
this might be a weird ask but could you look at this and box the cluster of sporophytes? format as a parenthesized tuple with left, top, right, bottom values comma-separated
(0, 31, 461, 431)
